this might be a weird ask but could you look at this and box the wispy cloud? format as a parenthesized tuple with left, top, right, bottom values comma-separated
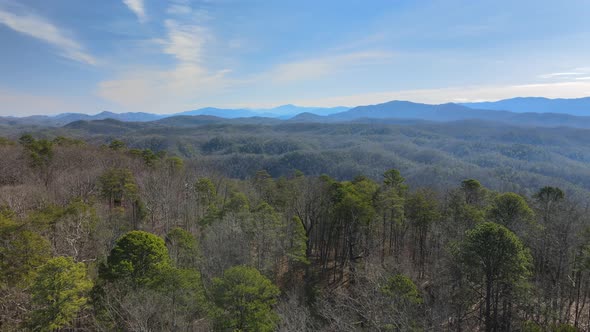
(98, 5, 395, 113)
(0, 9, 96, 65)
(282, 81, 590, 108)
(167, 4, 192, 16)
(160, 19, 208, 63)
(98, 45, 395, 112)
(538, 67, 590, 79)
(98, 13, 232, 112)
(0, 87, 102, 116)
(268, 51, 394, 83)
(538, 72, 584, 79)
(123, 0, 147, 22)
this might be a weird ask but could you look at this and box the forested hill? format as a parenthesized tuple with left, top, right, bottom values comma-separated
(0, 135, 589, 331)
(1, 118, 590, 198)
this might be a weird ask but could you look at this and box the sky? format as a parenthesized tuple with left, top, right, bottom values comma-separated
(1, 0, 590, 116)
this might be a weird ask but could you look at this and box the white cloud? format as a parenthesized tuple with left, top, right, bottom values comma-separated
(0, 88, 102, 116)
(160, 19, 208, 63)
(538, 72, 584, 79)
(97, 63, 232, 111)
(123, 0, 147, 22)
(268, 51, 393, 83)
(0, 9, 96, 65)
(538, 67, 590, 79)
(283, 81, 590, 108)
(98, 47, 395, 112)
(167, 4, 192, 15)
(97, 18, 232, 112)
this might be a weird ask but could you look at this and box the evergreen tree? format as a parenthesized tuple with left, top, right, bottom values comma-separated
(212, 266, 280, 331)
(28, 257, 92, 331)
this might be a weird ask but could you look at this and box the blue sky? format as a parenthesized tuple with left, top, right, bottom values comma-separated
(1, 0, 590, 115)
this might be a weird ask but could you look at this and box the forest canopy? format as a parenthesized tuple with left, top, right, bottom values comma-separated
(0, 134, 589, 331)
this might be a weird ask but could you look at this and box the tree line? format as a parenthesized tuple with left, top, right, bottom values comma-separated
(0, 135, 589, 331)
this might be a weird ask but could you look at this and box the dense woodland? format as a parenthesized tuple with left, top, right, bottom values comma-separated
(3, 119, 590, 198)
(1, 133, 590, 331)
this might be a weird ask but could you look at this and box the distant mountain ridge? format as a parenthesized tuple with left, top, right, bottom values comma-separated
(462, 97, 590, 116)
(62, 100, 590, 132)
(176, 105, 349, 119)
(291, 100, 590, 128)
(3, 97, 590, 128)
(0, 105, 350, 126)
(0, 111, 164, 127)
(328, 101, 478, 121)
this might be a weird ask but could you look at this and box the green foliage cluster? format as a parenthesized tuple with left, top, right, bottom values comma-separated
(101, 230, 171, 286)
(28, 257, 92, 331)
(0, 221, 51, 287)
(211, 266, 280, 332)
(98, 168, 138, 207)
(381, 274, 422, 304)
(19, 134, 54, 169)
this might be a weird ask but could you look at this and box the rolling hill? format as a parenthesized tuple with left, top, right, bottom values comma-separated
(13, 116, 590, 197)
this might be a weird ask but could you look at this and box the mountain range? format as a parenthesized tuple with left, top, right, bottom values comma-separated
(0, 105, 349, 126)
(3, 97, 590, 129)
(462, 97, 590, 116)
(294, 100, 590, 128)
(177, 105, 349, 119)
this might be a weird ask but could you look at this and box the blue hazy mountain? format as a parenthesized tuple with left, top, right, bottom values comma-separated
(462, 97, 590, 116)
(266, 104, 349, 116)
(176, 108, 265, 118)
(0, 111, 164, 126)
(329, 101, 456, 120)
(4, 98, 590, 128)
(0, 105, 348, 126)
(326, 101, 524, 122)
(177, 105, 349, 119)
(288, 100, 590, 128)
(91, 111, 165, 122)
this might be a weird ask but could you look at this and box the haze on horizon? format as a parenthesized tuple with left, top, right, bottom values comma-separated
(1, 0, 590, 116)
